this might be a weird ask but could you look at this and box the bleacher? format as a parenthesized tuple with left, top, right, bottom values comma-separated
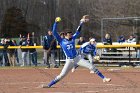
(97, 42, 139, 66)
(56, 42, 140, 66)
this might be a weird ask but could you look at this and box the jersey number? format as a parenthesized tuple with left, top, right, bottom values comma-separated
(67, 44, 73, 50)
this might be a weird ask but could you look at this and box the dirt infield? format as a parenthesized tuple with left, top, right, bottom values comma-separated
(0, 67, 140, 93)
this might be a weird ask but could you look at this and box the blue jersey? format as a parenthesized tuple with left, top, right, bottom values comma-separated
(80, 42, 96, 56)
(52, 22, 83, 59)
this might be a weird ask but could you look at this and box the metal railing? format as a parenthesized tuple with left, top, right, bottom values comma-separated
(0, 43, 140, 66)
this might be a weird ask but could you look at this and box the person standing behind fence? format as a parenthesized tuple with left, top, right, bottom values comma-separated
(103, 33, 112, 52)
(6, 38, 16, 66)
(0, 40, 3, 66)
(43, 30, 58, 68)
(127, 35, 136, 43)
(77, 36, 85, 45)
(19, 36, 28, 66)
(117, 35, 125, 43)
(1, 38, 9, 66)
(136, 33, 140, 65)
(12, 40, 19, 64)
(27, 39, 37, 66)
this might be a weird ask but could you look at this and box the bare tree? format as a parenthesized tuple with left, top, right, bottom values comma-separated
(0, 0, 140, 41)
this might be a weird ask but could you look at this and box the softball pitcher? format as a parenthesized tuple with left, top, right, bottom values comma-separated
(42, 15, 111, 88)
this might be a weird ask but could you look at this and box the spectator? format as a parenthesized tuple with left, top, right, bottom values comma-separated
(27, 39, 37, 66)
(136, 40, 140, 62)
(127, 35, 136, 43)
(6, 38, 16, 66)
(60, 32, 65, 39)
(43, 30, 58, 68)
(1, 38, 9, 66)
(19, 36, 28, 66)
(103, 33, 112, 45)
(77, 36, 85, 45)
(103, 33, 112, 52)
(0, 40, 3, 66)
(136, 33, 140, 65)
(89, 37, 93, 41)
(12, 40, 19, 64)
(117, 35, 125, 43)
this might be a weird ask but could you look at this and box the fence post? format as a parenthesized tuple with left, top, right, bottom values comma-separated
(128, 47, 131, 65)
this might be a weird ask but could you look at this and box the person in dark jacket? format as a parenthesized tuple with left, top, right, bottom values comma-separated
(0, 40, 3, 66)
(117, 35, 125, 43)
(12, 40, 19, 64)
(103, 33, 112, 45)
(136, 33, 140, 65)
(43, 30, 58, 68)
(77, 36, 85, 45)
(103, 33, 112, 52)
(1, 38, 9, 66)
(6, 38, 16, 66)
(27, 39, 37, 66)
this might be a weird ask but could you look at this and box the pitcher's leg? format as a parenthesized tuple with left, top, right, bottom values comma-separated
(87, 54, 93, 64)
(77, 58, 111, 82)
(45, 59, 74, 88)
(87, 54, 95, 73)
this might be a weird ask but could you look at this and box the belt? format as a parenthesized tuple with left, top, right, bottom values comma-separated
(66, 56, 76, 59)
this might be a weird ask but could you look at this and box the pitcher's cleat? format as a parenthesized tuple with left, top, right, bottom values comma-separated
(41, 84, 50, 88)
(103, 78, 111, 82)
(71, 67, 75, 73)
(90, 70, 95, 74)
(71, 65, 79, 73)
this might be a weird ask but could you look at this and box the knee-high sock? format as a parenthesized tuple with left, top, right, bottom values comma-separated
(48, 78, 59, 87)
(92, 65, 105, 79)
(94, 69, 105, 79)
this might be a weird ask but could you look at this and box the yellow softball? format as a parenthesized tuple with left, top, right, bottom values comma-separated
(56, 17, 61, 22)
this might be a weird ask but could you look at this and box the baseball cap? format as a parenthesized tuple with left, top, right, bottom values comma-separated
(90, 38, 95, 42)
